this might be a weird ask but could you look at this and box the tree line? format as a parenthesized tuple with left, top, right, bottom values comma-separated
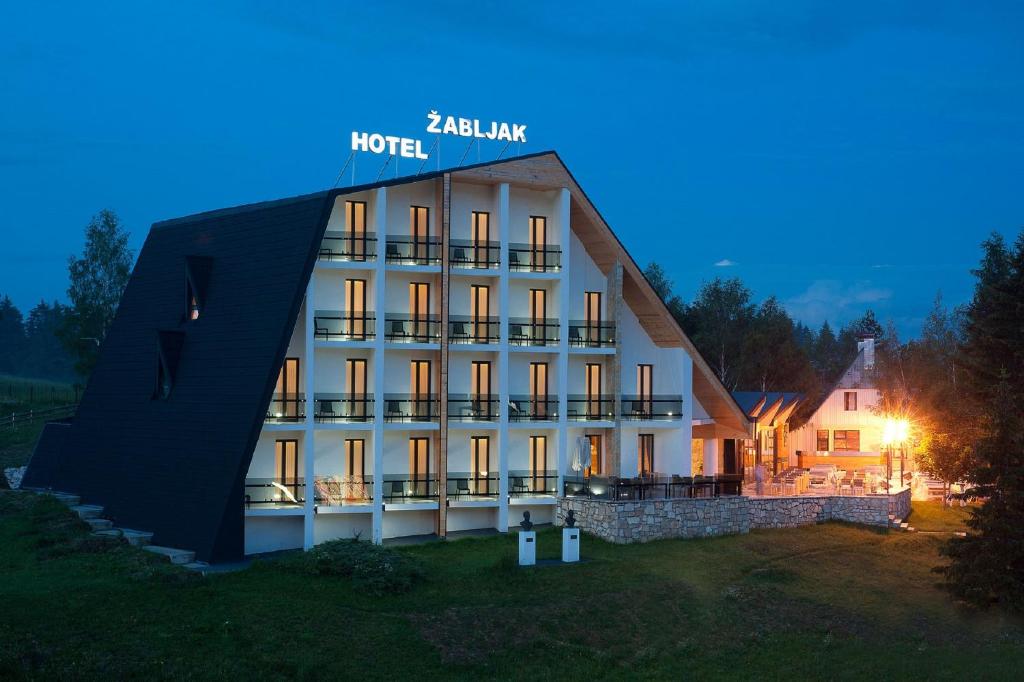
(0, 209, 133, 384)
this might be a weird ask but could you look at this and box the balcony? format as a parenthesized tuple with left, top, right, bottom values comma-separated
(447, 395, 499, 422)
(244, 478, 305, 508)
(385, 236, 442, 266)
(509, 470, 558, 497)
(313, 393, 374, 423)
(382, 394, 440, 422)
(318, 231, 377, 263)
(450, 240, 500, 270)
(447, 473, 499, 500)
(312, 474, 374, 506)
(508, 318, 559, 347)
(568, 321, 615, 348)
(384, 476, 439, 502)
(384, 314, 441, 343)
(314, 311, 375, 341)
(449, 316, 499, 345)
(621, 395, 684, 421)
(509, 395, 558, 421)
(567, 395, 615, 421)
(266, 393, 305, 423)
(508, 244, 561, 272)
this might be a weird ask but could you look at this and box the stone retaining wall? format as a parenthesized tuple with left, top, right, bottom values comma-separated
(557, 489, 911, 544)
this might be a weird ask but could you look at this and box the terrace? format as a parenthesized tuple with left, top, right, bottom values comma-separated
(318, 230, 377, 263)
(385, 236, 442, 266)
(568, 321, 615, 348)
(449, 239, 500, 270)
(567, 395, 615, 421)
(448, 316, 499, 345)
(384, 314, 441, 343)
(620, 395, 684, 421)
(312, 393, 373, 423)
(508, 243, 561, 272)
(508, 395, 558, 421)
(382, 394, 440, 423)
(447, 395, 499, 422)
(508, 318, 559, 346)
(314, 310, 375, 341)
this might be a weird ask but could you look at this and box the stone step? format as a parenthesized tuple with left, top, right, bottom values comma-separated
(117, 528, 154, 547)
(70, 504, 104, 519)
(182, 561, 210, 572)
(49, 492, 81, 507)
(85, 517, 112, 531)
(143, 545, 196, 565)
(91, 529, 123, 540)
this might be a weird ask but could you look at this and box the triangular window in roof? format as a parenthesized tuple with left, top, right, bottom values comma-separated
(184, 256, 213, 321)
(154, 330, 185, 400)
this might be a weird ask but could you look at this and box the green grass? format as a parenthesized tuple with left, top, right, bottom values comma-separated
(1, 492, 1021, 679)
(0, 374, 78, 472)
(910, 500, 973, 533)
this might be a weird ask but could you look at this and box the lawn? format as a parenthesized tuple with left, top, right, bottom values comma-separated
(0, 374, 77, 472)
(0, 493, 1020, 680)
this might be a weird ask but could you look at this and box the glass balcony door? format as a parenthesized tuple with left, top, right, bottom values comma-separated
(409, 282, 431, 342)
(586, 434, 602, 477)
(530, 288, 546, 344)
(529, 216, 547, 271)
(530, 435, 547, 492)
(275, 358, 300, 420)
(410, 205, 430, 264)
(471, 436, 490, 494)
(471, 285, 490, 343)
(637, 363, 653, 417)
(346, 358, 367, 419)
(585, 291, 602, 346)
(472, 211, 490, 267)
(409, 437, 430, 497)
(346, 200, 367, 261)
(639, 434, 655, 477)
(345, 278, 367, 339)
(275, 439, 299, 500)
(530, 362, 548, 419)
(410, 360, 432, 420)
(471, 361, 492, 419)
(586, 362, 603, 419)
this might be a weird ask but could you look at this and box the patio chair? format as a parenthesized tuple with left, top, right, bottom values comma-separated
(450, 321, 469, 343)
(509, 323, 527, 344)
(389, 480, 407, 502)
(452, 247, 467, 264)
(385, 400, 403, 422)
(508, 250, 521, 270)
(387, 319, 407, 341)
(569, 326, 584, 347)
(314, 319, 329, 338)
(385, 242, 401, 261)
(454, 478, 470, 499)
(630, 400, 648, 419)
(511, 476, 528, 495)
(318, 399, 337, 422)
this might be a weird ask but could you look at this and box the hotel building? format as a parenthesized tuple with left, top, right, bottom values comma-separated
(24, 152, 750, 563)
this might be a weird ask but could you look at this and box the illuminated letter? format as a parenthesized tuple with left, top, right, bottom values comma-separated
(400, 138, 415, 158)
(458, 118, 473, 137)
(443, 116, 458, 135)
(484, 122, 497, 140)
(426, 110, 441, 134)
(512, 124, 527, 143)
(384, 135, 401, 155)
(496, 122, 512, 142)
(368, 134, 386, 154)
(351, 131, 369, 152)
(414, 139, 428, 160)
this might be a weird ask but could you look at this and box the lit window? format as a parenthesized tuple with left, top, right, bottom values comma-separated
(844, 391, 857, 411)
(833, 430, 860, 451)
(816, 430, 829, 451)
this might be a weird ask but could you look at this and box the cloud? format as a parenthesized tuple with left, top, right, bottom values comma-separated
(784, 279, 892, 328)
(714, 259, 737, 267)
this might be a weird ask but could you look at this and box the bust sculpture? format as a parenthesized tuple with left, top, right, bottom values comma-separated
(520, 510, 533, 531)
(565, 509, 577, 528)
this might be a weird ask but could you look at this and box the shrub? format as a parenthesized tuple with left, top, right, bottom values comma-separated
(295, 539, 424, 595)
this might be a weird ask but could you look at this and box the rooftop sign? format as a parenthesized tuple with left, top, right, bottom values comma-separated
(351, 111, 528, 160)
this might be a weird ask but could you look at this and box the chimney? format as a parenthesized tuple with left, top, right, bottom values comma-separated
(857, 336, 875, 369)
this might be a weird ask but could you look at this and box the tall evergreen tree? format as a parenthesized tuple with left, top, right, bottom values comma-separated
(0, 295, 26, 375)
(678, 277, 755, 390)
(24, 301, 75, 381)
(58, 210, 133, 378)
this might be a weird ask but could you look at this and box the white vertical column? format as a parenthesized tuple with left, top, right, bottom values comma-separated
(556, 188, 571, 496)
(496, 182, 510, 532)
(681, 353, 694, 476)
(303, 275, 316, 550)
(371, 187, 388, 544)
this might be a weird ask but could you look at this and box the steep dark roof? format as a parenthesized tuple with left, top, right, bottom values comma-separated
(731, 391, 804, 421)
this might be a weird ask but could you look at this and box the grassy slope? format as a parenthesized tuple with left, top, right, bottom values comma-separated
(0, 493, 1020, 680)
(0, 374, 76, 471)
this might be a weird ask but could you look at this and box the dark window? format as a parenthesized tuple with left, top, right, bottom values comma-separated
(816, 429, 829, 451)
(833, 430, 860, 451)
(153, 330, 184, 400)
(844, 391, 857, 411)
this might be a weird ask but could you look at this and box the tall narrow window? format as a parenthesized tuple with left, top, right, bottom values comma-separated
(409, 437, 430, 496)
(275, 358, 300, 420)
(530, 362, 548, 419)
(638, 434, 654, 477)
(472, 211, 490, 267)
(637, 364, 653, 418)
(186, 280, 200, 320)
(816, 430, 829, 451)
(409, 282, 431, 341)
(410, 205, 430, 264)
(529, 435, 547, 492)
(345, 438, 365, 480)
(471, 285, 490, 342)
(275, 439, 299, 501)
(346, 200, 367, 261)
(471, 361, 492, 418)
(844, 391, 857, 411)
(345, 358, 367, 420)
(345, 278, 367, 339)
(586, 434, 603, 477)
(410, 360, 432, 421)
(585, 292, 602, 346)
(586, 363, 603, 419)
(471, 436, 490, 494)
(529, 216, 547, 271)
(530, 288, 547, 344)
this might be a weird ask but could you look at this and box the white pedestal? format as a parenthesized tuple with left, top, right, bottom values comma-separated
(518, 530, 536, 566)
(562, 527, 580, 563)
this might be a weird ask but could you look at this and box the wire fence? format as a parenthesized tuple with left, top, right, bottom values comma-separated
(1, 404, 77, 432)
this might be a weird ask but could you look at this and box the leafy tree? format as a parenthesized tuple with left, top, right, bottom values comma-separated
(938, 231, 1024, 610)
(678, 277, 755, 390)
(643, 262, 686, 323)
(58, 210, 133, 378)
(0, 295, 25, 375)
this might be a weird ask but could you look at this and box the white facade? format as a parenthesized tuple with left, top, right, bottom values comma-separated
(243, 171, 722, 554)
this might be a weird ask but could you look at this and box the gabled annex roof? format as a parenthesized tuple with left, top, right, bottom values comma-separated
(25, 150, 750, 561)
(732, 391, 803, 428)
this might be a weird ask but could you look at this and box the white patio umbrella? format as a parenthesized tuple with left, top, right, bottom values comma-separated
(571, 436, 591, 482)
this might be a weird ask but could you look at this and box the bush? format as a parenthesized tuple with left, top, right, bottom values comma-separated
(295, 539, 424, 596)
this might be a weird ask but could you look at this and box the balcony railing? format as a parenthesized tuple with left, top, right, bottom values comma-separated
(563, 474, 744, 500)
(620, 395, 684, 420)
(383, 394, 440, 422)
(508, 317, 559, 346)
(318, 230, 377, 262)
(508, 395, 559, 421)
(384, 476, 439, 501)
(385, 237, 442, 266)
(314, 311, 375, 341)
(313, 393, 374, 423)
(384, 314, 441, 343)
(568, 321, 615, 348)
(244, 478, 305, 507)
(447, 473, 499, 498)
(313, 474, 374, 505)
(508, 244, 561, 272)
(449, 316, 499, 344)
(266, 393, 305, 423)
(447, 395, 499, 421)
(509, 469, 558, 496)
(567, 395, 615, 421)
(450, 240, 500, 269)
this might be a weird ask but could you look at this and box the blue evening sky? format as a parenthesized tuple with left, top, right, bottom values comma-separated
(2, 2, 1022, 338)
